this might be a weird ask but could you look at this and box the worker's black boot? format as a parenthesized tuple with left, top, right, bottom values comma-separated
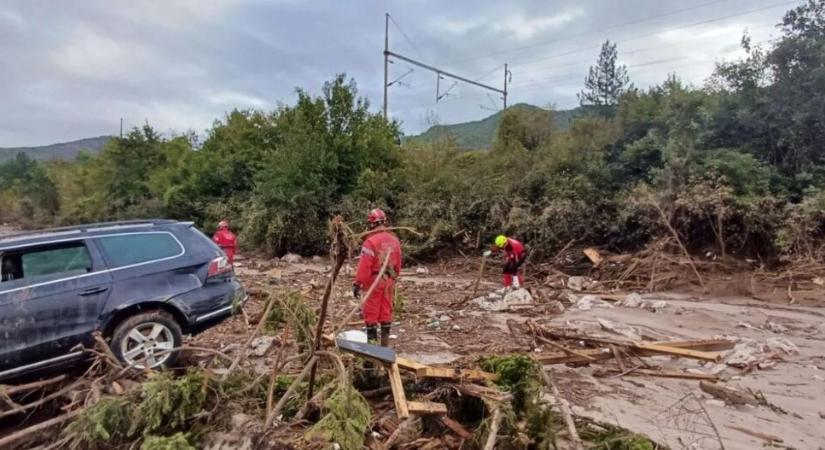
(365, 324, 378, 344)
(380, 323, 391, 347)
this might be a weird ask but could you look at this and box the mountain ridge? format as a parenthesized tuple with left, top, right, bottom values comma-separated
(407, 103, 579, 150)
(0, 136, 113, 162)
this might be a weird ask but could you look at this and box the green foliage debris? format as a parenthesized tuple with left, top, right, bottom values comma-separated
(140, 433, 196, 450)
(305, 384, 372, 450)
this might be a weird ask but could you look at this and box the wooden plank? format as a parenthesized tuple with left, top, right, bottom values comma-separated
(440, 416, 471, 438)
(407, 401, 448, 415)
(583, 248, 603, 266)
(395, 356, 429, 372)
(414, 366, 499, 382)
(386, 363, 409, 419)
(631, 342, 722, 362)
(537, 339, 734, 365)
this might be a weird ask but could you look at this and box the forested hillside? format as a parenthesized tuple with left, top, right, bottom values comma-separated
(408, 104, 578, 150)
(1, 1, 823, 264)
(0, 136, 111, 162)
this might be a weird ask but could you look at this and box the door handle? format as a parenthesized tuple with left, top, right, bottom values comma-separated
(79, 287, 108, 296)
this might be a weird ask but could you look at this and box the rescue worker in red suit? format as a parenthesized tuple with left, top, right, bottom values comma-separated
(352, 208, 402, 347)
(212, 220, 237, 264)
(487, 235, 525, 287)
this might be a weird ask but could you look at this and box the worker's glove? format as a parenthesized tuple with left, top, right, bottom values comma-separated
(482, 250, 492, 257)
(352, 283, 361, 298)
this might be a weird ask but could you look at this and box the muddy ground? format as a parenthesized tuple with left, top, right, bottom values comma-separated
(196, 252, 825, 450)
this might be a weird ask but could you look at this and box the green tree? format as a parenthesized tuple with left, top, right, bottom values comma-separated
(578, 40, 631, 109)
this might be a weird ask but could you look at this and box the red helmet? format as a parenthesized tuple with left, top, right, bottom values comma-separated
(367, 208, 387, 224)
(218, 220, 229, 230)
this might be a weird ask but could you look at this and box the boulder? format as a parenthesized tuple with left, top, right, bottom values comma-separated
(574, 295, 613, 310)
(282, 253, 302, 263)
(249, 336, 276, 357)
(617, 292, 644, 308)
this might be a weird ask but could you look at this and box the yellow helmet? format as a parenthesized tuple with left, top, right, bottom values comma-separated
(494, 235, 507, 248)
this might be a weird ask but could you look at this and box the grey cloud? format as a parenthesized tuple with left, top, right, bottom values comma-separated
(0, 0, 792, 146)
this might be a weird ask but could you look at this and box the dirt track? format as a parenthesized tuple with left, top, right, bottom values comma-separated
(198, 253, 825, 449)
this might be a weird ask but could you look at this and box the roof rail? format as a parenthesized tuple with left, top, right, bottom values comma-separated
(0, 219, 178, 241)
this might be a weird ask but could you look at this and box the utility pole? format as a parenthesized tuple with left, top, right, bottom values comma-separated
(119, 118, 123, 138)
(503, 64, 508, 110)
(383, 13, 389, 120)
(383, 13, 509, 117)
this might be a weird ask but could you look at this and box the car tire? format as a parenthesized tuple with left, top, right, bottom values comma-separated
(110, 311, 183, 370)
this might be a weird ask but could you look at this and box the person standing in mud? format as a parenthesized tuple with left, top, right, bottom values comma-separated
(352, 208, 402, 347)
(212, 219, 237, 264)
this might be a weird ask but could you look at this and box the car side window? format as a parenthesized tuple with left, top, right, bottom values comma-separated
(0, 242, 92, 288)
(97, 233, 182, 268)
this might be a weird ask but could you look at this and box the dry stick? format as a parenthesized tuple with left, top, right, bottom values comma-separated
(0, 408, 81, 449)
(536, 365, 584, 450)
(482, 406, 502, 450)
(0, 380, 88, 419)
(265, 325, 291, 426)
(454, 255, 488, 307)
(266, 355, 319, 428)
(651, 200, 705, 289)
(533, 333, 596, 362)
(307, 218, 348, 399)
(334, 251, 392, 337)
(223, 294, 277, 380)
(0, 375, 68, 397)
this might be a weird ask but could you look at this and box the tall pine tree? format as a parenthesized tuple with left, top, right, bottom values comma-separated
(578, 40, 630, 108)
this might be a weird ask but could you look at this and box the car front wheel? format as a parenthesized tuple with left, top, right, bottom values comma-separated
(111, 311, 183, 370)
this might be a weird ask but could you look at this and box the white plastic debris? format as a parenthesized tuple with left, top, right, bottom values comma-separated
(337, 330, 368, 343)
(765, 337, 799, 355)
(575, 295, 614, 310)
(415, 266, 430, 275)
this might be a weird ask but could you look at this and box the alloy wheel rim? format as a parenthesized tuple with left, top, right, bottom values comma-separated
(120, 322, 175, 369)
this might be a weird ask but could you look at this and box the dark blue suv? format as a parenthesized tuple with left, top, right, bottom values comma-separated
(0, 220, 245, 380)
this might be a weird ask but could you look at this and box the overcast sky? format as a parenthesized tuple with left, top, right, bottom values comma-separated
(0, 0, 799, 147)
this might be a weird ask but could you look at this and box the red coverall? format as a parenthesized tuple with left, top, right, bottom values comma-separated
(494, 237, 525, 287)
(212, 229, 237, 264)
(355, 229, 402, 325)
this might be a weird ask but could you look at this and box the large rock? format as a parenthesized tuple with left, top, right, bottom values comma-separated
(574, 295, 614, 310)
(473, 288, 534, 311)
(249, 336, 276, 357)
(567, 276, 586, 291)
(282, 253, 302, 263)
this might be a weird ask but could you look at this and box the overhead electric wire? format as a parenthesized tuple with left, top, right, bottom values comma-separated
(507, 0, 799, 70)
(388, 14, 425, 59)
(451, 0, 734, 64)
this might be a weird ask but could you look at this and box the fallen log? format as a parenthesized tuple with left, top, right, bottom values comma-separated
(407, 401, 447, 415)
(700, 381, 758, 406)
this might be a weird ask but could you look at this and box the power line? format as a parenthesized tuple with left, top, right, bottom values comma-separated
(508, 0, 798, 71)
(388, 14, 425, 59)
(451, 0, 734, 64)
